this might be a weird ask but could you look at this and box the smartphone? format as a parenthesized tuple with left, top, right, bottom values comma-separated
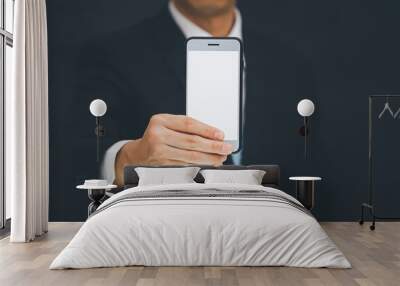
(186, 37, 243, 153)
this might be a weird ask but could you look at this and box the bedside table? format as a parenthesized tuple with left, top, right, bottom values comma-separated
(77, 182, 117, 217)
(289, 176, 322, 210)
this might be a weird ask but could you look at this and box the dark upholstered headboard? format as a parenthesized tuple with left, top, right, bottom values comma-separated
(123, 165, 280, 189)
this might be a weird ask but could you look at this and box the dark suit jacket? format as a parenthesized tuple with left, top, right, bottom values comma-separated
(73, 6, 314, 169)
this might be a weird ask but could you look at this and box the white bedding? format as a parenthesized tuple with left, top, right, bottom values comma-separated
(50, 183, 350, 269)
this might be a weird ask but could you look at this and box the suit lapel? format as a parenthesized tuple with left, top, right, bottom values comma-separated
(166, 41, 186, 88)
(153, 7, 186, 89)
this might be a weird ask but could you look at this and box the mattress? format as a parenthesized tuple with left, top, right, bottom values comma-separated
(50, 183, 350, 269)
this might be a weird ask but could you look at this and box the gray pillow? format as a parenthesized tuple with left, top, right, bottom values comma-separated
(135, 167, 201, 186)
(200, 169, 266, 185)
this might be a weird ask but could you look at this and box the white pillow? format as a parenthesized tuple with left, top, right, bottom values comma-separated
(135, 167, 200, 186)
(200, 169, 266, 185)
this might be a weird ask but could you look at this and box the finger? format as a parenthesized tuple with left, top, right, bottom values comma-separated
(154, 114, 224, 141)
(162, 127, 233, 155)
(162, 145, 227, 166)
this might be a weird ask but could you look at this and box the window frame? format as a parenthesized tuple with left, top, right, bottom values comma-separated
(0, 0, 13, 230)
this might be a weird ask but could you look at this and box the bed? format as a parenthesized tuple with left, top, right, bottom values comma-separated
(50, 165, 350, 269)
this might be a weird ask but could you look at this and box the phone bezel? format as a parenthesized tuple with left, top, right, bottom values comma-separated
(186, 37, 243, 153)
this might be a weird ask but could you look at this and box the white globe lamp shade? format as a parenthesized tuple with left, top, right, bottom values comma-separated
(89, 99, 107, 117)
(297, 99, 315, 117)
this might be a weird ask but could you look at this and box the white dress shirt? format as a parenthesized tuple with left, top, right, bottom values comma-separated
(101, 1, 244, 183)
(168, 1, 242, 39)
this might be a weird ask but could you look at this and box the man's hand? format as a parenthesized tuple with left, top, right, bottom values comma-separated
(114, 114, 233, 185)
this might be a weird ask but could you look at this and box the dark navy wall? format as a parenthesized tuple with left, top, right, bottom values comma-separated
(47, 0, 400, 221)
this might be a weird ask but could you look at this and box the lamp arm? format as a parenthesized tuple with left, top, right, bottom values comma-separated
(304, 117, 307, 159)
(95, 117, 100, 162)
(94, 117, 105, 162)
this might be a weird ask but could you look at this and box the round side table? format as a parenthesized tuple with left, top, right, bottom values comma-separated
(77, 184, 117, 217)
(289, 176, 322, 210)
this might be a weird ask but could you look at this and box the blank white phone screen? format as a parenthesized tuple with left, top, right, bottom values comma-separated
(187, 51, 240, 141)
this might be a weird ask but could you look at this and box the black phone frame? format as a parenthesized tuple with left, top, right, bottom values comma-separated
(185, 37, 244, 153)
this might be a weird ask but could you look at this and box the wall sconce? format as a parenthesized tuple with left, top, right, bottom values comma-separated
(297, 99, 315, 158)
(89, 99, 107, 162)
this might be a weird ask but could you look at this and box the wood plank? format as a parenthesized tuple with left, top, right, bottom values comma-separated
(0, 222, 399, 286)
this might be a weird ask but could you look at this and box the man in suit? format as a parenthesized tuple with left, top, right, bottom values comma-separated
(78, 0, 313, 186)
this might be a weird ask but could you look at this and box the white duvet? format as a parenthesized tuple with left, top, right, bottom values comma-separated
(50, 183, 350, 269)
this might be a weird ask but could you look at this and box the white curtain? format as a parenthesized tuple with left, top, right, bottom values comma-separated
(7, 0, 49, 242)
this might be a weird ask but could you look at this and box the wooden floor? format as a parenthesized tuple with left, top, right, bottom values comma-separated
(0, 222, 399, 286)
